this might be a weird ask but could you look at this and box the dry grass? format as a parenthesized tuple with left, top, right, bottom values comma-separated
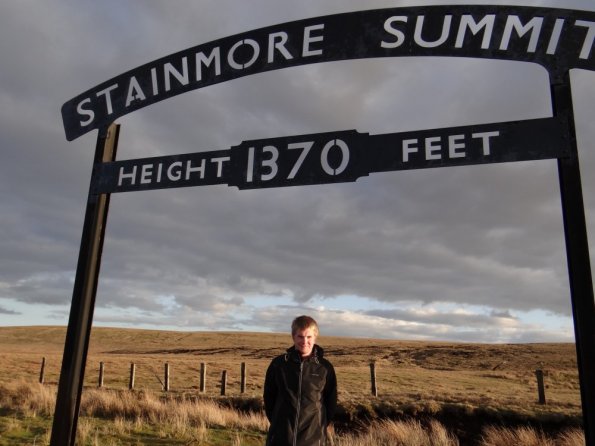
(0, 380, 585, 445)
(0, 326, 585, 445)
(79, 387, 269, 433)
(329, 419, 460, 445)
(328, 421, 585, 446)
(479, 426, 585, 446)
(0, 380, 267, 445)
(0, 380, 55, 417)
(0, 327, 581, 413)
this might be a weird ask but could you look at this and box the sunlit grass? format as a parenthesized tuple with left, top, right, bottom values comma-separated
(0, 380, 585, 445)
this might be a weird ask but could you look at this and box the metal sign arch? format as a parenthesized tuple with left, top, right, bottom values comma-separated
(53, 5, 595, 446)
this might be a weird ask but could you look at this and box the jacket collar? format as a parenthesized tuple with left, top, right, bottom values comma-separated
(286, 344, 323, 362)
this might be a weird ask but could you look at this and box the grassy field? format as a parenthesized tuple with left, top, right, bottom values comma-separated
(0, 326, 585, 445)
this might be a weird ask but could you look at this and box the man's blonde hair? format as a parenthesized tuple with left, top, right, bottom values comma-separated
(291, 315, 319, 336)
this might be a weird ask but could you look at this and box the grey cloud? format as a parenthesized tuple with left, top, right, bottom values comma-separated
(1, 271, 74, 305)
(0, 306, 20, 316)
(364, 307, 519, 327)
(0, 0, 592, 343)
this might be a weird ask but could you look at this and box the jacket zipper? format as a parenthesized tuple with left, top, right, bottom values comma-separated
(293, 360, 304, 446)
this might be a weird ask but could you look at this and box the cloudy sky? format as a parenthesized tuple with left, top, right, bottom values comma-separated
(1, 0, 594, 343)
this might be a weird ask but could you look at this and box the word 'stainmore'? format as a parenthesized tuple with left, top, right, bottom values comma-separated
(62, 6, 595, 140)
(75, 24, 325, 127)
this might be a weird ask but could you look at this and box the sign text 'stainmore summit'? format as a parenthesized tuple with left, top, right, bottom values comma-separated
(61, 6, 595, 140)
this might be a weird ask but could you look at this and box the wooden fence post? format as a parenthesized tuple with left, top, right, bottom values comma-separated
(240, 362, 247, 393)
(129, 363, 136, 390)
(164, 363, 170, 392)
(370, 362, 378, 397)
(200, 362, 206, 393)
(98, 362, 104, 388)
(221, 370, 227, 396)
(536, 369, 546, 404)
(39, 357, 46, 384)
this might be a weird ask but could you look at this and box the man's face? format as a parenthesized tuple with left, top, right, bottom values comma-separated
(292, 327, 317, 358)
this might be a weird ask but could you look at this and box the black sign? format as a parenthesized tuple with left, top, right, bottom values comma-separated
(62, 6, 595, 141)
(92, 117, 566, 193)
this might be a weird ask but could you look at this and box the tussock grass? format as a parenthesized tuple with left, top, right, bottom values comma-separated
(80, 387, 269, 433)
(0, 380, 586, 445)
(479, 425, 584, 446)
(0, 380, 55, 417)
(0, 380, 268, 445)
(329, 419, 459, 445)
(330, 421, 585, 446)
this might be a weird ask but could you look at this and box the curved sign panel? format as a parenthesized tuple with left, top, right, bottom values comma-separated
(61, 5, 595, 140)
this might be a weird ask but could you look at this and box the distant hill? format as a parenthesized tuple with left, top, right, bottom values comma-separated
(0, 325, 577, 372)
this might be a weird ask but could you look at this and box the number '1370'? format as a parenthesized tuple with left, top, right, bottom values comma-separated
(245, 139, 350, 183)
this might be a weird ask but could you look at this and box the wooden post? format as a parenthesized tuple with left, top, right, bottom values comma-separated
(39, 357, 46, 384)
(536, 369, 546, 405)
(129, 363, 136, 390)
(50, 123, 120, 446)
(370, 362, 378, 397)
(240, 362, 247, 393)
(221, 370, 227, 396)
(164, 363, 170, 392)
(200, 362, 206, 393)
(98, 362, 104, 388)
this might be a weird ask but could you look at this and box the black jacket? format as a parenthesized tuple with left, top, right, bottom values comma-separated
(263, 345, 337, 446)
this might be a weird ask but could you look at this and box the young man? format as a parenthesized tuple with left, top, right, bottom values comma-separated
(263, 315, 337, 446)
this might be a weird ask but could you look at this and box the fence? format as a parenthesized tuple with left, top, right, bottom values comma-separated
(37, 357, 550, 404)
(38, 358, 248, 396)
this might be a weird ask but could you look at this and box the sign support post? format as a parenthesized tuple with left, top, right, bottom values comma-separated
(551, 74, 595, 445)
(50, 123, 120, 446)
